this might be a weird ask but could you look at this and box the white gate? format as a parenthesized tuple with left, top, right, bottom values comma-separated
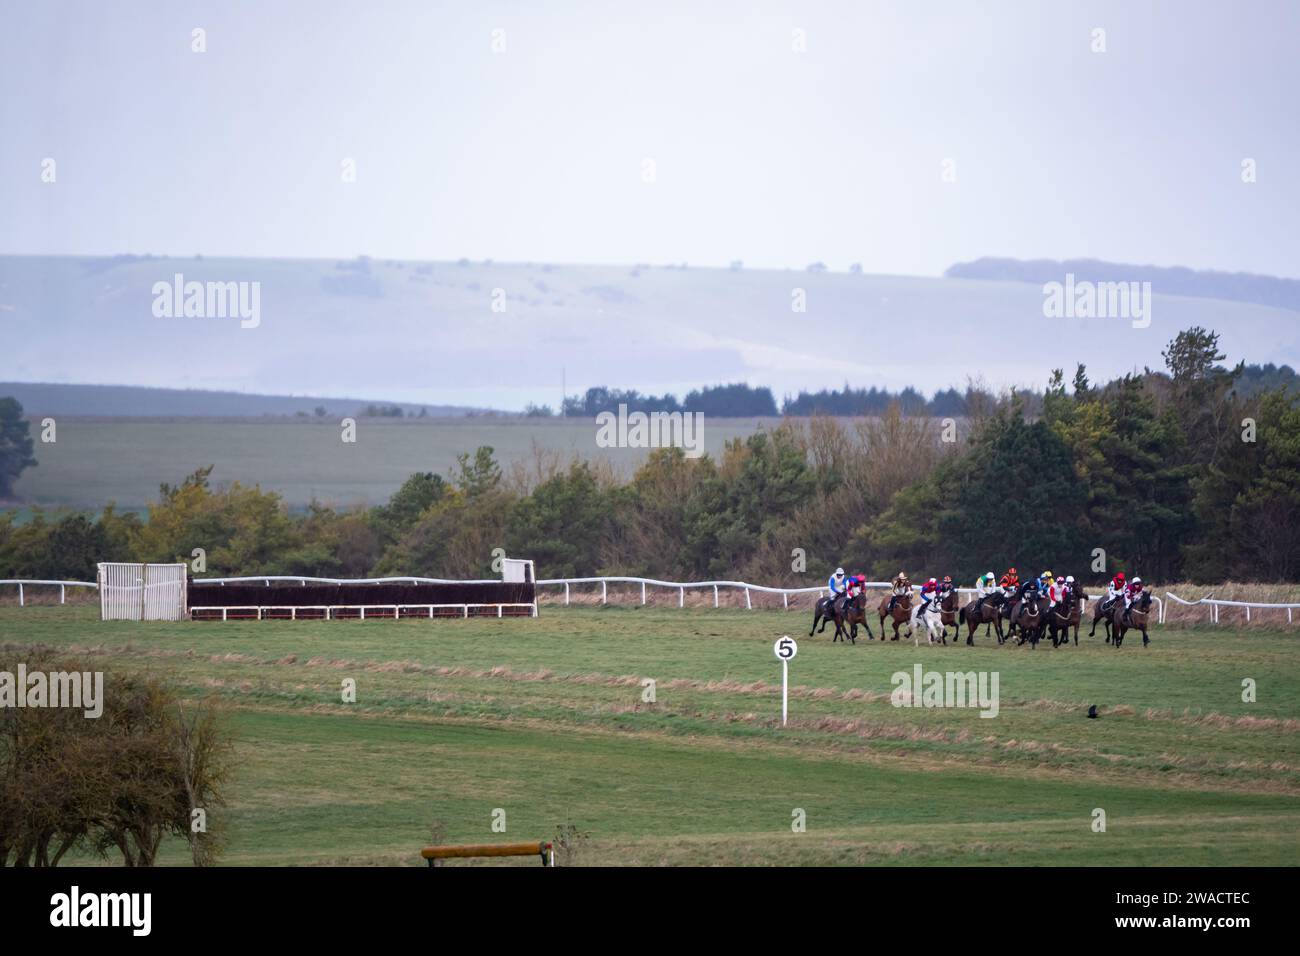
(98, 563, 188, 621)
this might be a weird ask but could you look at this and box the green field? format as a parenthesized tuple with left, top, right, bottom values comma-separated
(12, 418, 771, 509)
(2, 604, 1297, 866)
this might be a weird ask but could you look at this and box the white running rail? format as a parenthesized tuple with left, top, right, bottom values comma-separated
(0, 579, 98, 606)
(1163, 591, 1299, 626)
(532, 577, 1156, 619)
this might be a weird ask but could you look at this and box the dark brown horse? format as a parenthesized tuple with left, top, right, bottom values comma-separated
(832, 591, 873, 644)
(1112, 590, 1152, 648)
(1045, 590, 1079, 648)
(809, 594, 840, 637)
(1012, 591, 1046, 648)
(1089, 592, 1121, 643)
(877, 591, 913, 642)
(1070, 588, 1090, 644)
(959, 592, 1006, 645)
(938, 589, 959, 641)
(1001, 592, 1024, 641)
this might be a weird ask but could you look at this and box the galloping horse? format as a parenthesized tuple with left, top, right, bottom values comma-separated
(937, 589, 959, 641)
(1012, 591, 1046, 648)
(1112, 590, 1152, 648)
(1068, 588, 1089, 645)
(1088, 592, 1120, 643)
(877, 592, 913, 642)
(832, 591, 873, 644)
(912, 598, 946, 646)
(959, 592, 1006, 645)
(809, 594, 840, 638)
(1001, 594, 1023, 642)
(1045, 590, 1078, 648)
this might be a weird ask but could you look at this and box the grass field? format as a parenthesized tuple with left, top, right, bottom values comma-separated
(11, 418, 771, 509)
(2, 604, 1297, 866)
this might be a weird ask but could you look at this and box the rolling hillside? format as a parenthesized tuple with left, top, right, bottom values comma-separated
(0, 382, 489, 418)
(4, 254, 1298, 411)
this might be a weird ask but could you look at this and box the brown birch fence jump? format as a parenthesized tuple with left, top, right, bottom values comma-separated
(421, 841, 554, 867)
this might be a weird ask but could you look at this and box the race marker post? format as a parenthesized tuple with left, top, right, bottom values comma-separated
(774, 636, 797, 726)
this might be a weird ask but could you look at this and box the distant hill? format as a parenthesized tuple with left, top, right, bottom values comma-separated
(3, 254, 1299, 406)
(946, 257, 1300, 313)
(0, 382, 490, 419)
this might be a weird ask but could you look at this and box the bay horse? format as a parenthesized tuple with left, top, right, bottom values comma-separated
(832, 591, 873, 644)
(1069, 588, 1089, 644)
(1001, 593, 1023, 641)
(1045, 590, 1079, 648)
(959, 592, 1006, 645)
(1112, 590, 1152, 648)
(877, 591, 913, 642)
(809, 594, 839, 637)
(1012, 591, 1046, 648)
(937, 589, 959, 641)
(1088, 591, 1121, 643)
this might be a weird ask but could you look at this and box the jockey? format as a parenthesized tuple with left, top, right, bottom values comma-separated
(973, 571, 997, 613)
(1104, 571, 1126, 610)
(1064, 575, 1080, 604)
(844, 574, 867, 610)
(886, 571, 911, 613)
(1124, 576, 1144, 609)
(1036, 570, 1054, 597)
(918, 577, 940, 614)
(826, 567, 847, 613)
(1000, 567, 1020, 597)
(1048, 576, 1069, 608)
(827, 567, 848, 604)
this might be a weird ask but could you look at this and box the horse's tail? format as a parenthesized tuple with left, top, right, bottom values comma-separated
(958, 606, 966, 624)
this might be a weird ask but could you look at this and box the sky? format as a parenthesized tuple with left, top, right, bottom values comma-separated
(2, 0, 1298, 279)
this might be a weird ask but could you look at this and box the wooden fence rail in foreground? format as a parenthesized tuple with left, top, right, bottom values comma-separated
(421, 841, 553, 867)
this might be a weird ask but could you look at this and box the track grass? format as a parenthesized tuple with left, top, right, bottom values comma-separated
(2, 605, 1297, 866)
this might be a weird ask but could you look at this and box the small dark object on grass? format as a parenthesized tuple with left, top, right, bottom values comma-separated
(1087, 705, 1099, 719)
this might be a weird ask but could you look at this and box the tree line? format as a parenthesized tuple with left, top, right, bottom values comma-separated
(1, 328, 1297, 585)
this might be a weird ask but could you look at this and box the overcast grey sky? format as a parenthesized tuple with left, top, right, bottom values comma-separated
(2, 0, 1297, 278)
